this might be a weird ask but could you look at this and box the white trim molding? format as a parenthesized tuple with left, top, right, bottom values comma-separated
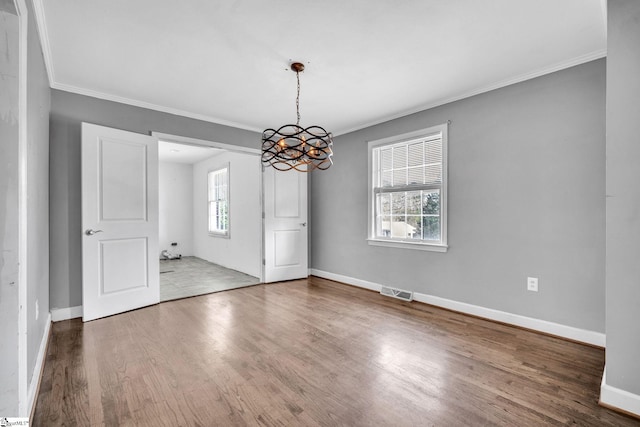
(53, 83, 263, 133)
(45, 50, 607, 138)
(31, 0, 54, 85)
(50, 306, 83, 322)
(336, 49, 607, 136)
(600, 368, 640, 417)
(310, 269, 606, 347)
(26, 0, 607, 139)
(152, 132, 260, 155)
(367, 239, 448, 252)
(33, 0, 262, 133)
(28, 314, 51, 418)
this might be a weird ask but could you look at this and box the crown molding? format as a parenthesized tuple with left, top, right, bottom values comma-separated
(51, 49, 607, 137)
(333, 49, 607, 137)
(32, 0, 606, 138)
(31, 0, 55, 86)
(31, 0, 261, 134)
(51, 82, 263, 134)
(49, 49, 606, 138)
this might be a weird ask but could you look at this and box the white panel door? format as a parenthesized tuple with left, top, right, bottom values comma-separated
(263, 167, 308, 282)
(81, 123, 159, 321)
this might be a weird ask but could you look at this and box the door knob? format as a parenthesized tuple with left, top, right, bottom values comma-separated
(85, 229, 104, 236)
(300, 222, 307, 227)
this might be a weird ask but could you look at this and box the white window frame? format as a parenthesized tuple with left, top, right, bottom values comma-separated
(208, 164, 230, 238)
(367, 123, 448, 252)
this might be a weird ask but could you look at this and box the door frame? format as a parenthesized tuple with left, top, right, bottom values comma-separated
(152, 132, 265, 283)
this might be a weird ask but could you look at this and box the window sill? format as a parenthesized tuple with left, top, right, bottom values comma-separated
(209, 232, 230, 239)
(367, 238, 448, 252)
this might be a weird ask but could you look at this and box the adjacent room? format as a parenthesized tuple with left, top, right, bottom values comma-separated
(157, 140, 262, 301)
(2, 0, 640, 425)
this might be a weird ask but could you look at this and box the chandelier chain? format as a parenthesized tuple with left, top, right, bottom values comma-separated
(295, 70, 301, 125)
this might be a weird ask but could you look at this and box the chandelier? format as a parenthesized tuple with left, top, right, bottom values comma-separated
(261, 62, 333, 172)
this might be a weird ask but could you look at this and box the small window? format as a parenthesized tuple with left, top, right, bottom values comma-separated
(208, 165, 229, 237)
(368, 124, 448, 252)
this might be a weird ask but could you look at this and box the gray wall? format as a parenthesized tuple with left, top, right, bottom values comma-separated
(26, 0, 51, 390)
(159, 161, 194, 257)
(0, 0, 50, 414)
(0, 7, 21, 416)
(311, 59, 606, 333)
(49, 90, 261, 309)
(605, 0, 640, 396)
(192, 151, 262, 278)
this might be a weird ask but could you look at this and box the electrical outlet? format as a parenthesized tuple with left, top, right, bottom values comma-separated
(527, 277, 538, 292)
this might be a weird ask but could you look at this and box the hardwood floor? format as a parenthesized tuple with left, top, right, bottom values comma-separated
(160, 256, 260, 302)
(33, 277, 639, 426)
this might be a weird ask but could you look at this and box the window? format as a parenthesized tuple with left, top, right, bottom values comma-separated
(208, 165, 229, 237)
(368, 124, 448, 251)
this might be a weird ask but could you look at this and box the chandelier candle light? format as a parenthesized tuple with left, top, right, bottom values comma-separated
(261, 62, 333, 172)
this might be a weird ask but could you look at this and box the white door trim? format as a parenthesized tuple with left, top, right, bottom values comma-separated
(152, 132, 260, 155)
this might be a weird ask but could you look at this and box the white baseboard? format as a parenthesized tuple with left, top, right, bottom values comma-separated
(311, 270, 382, 292)
(28, 313, 51, 419)
(310, 269, 606, 347)
(50, 305, 83, 321)
(600, 368, 640, 417)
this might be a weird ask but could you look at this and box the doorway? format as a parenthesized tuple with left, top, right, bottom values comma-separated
(157, 136, 262, 302)
(81, 126, 309, 321)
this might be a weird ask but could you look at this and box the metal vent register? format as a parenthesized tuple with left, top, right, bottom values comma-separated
(380, 286, 413, 302)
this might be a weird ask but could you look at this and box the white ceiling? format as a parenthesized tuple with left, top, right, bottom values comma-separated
(33, 0, 606, 136)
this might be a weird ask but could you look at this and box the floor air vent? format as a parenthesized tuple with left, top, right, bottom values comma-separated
(380, 286, 413, 302)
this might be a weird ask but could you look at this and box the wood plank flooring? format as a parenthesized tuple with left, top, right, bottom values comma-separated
(160, 256, 260, 302)
(33, 277, 639, 426)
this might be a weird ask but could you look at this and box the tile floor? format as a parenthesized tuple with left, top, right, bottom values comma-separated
(160, 256, 261, 302)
